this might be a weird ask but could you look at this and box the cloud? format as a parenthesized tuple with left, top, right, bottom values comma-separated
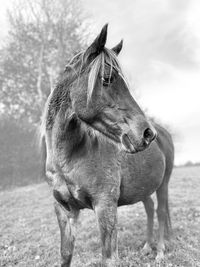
(85, 0, 200, 77)
(122, 0, 199, 78)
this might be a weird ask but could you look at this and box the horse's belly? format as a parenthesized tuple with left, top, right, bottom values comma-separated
(118, 143, 165, 206)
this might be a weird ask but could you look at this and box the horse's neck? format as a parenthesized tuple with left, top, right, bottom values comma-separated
(53, 116, 118, 165)
(49, 105, 120, 171)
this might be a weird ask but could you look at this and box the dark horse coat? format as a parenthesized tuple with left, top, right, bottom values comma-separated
(40, 24, 174, 267)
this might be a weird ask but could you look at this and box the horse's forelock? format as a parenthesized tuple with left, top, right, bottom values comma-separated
(86, 48, 126, 104)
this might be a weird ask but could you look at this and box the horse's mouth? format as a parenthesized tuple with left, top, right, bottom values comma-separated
(121, 133, 152, 154)
(121, 134, 136, 153)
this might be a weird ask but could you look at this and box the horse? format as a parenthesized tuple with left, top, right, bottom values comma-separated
(40, 24, 174, 267)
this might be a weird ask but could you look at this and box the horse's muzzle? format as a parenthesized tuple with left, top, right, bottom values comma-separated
(121, 127, 157, 154)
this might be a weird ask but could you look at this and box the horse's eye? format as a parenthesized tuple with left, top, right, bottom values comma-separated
(102, 76, 114, 87)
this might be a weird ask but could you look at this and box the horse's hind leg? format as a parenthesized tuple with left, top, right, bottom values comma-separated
(142, 196, 154, 254)
(156, 179, 170, 262)
(54, 202, 79, 267)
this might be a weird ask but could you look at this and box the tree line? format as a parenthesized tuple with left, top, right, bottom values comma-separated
(0, 0, 89, 123)
(0, 0, 90, 189)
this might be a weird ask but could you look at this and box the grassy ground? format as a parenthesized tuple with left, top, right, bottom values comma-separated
(0, 166, 200, 267)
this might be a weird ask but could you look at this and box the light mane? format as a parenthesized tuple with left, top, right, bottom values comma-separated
(87, 48, 127, 103)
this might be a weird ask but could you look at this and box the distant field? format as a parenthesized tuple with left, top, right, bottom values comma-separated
(0, 166, 200, 267)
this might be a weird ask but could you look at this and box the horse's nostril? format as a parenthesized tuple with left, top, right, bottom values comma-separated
(143, 128, 155, 142)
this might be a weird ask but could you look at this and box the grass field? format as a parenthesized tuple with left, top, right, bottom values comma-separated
(0, 166, 200, 267)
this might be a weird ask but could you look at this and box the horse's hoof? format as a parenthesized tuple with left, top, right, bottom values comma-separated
(155, 250, 164, 263)
(141, 242, 152, 255)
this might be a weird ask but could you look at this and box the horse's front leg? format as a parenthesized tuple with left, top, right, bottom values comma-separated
(95, 200, 118, 267)
(54, 201, 79, 267)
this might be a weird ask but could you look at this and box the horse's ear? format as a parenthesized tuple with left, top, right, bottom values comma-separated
(84, 24, 108, 61)
(112, 39, 123, 55)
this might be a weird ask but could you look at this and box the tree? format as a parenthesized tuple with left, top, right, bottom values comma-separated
(0, 0, 90, 124)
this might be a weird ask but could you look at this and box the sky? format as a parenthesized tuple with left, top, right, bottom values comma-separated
(83, 0, 200, 165)
(0, 0, 200, 165)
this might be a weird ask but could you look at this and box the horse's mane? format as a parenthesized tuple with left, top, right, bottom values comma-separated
(39, 48, 127, 144)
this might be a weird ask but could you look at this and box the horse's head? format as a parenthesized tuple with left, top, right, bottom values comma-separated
(68, 24, 156, 153)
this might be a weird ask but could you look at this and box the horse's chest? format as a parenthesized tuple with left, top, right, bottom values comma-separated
(62, 157, 121, 208)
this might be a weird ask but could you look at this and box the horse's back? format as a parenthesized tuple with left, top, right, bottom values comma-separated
(118, 124, 174, 205)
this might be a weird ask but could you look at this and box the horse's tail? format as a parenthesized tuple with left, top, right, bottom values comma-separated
(40, 135, 47, 179)
(165, 195, 172, 238)
(34, 121, 47, 180)
(37, 95, 50, 179)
